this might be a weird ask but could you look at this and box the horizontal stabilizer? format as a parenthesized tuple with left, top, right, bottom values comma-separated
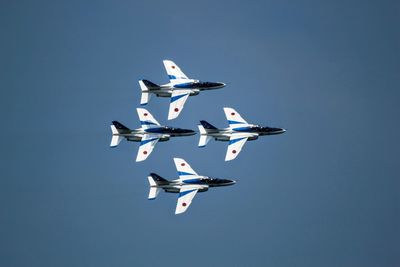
(139, 80, 159, 105)
(198, 134, 212, 148)
(110, 122, 127, 147)
(148, 187, 161, 200)
(110, 135, 123, 147)
(140, 91, 150, 105)
(198, 124, 207, 135)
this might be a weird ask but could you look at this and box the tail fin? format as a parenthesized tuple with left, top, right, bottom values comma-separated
(197, 124, 212, 148)
(223, 107, 249, 128)
(200, 120, 217, 130)
(136, 108, 160, 129)
(111, 121, 130, 133)
(163, 60, 189, 81)
(148, 173, 169, 185)
(110, 121, 129, 147)
(139, 80, 159, 105)
(147, 173, 168, 200)
(198, 135, 212, 148)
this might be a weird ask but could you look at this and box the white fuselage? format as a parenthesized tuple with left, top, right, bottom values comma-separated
(201, 127, 259, 141)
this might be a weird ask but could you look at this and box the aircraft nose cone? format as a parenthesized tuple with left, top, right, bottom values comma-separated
(228, 179, 236, 185)
(271, 127, 286, 134)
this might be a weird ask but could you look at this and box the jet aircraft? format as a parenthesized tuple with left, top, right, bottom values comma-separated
(110, 108, 195, 162)
(198, 107, 286, 161)
(147, 158, 236, 214)
(139, 60, 226, 120)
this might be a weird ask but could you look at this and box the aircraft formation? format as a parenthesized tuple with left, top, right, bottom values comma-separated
(111, 60, 285, 214)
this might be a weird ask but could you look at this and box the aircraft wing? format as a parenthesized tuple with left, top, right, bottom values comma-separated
(225, 133, 254, 161)
(173, 158, 199, 181)
(136, 134, 160, 162)
(175, 185, 201, 214)
(168, 90, 191, 120)
(163, 60, 189, 80)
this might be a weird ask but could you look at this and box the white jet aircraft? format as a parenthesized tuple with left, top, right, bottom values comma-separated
(139, 60, 226, 120)
(198, 107, 286, 161)
(110, 108, 195, 162)
(147, 158, 236, 214)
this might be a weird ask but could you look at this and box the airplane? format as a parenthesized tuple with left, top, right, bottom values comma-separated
(110, 108, 196, 162)
(138, 60, 226, 120)
(198, 107, 286, 161)
(147, 158, 236, 214)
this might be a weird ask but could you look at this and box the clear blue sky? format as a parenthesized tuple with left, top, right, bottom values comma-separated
(1, 1, 399, 266)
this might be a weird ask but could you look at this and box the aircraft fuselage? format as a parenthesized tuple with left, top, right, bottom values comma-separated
(151, 81, 225, 98)
(201, 126, 286, 142)
(153, 176, 236, 193)
(116, 127, 195, 142)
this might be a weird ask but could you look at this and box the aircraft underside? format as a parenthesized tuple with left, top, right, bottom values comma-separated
(153, 89, 200, 98)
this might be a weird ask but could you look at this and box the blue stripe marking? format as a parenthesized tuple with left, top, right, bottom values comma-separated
(140, 138, 158, 145)
(173, 83, 194, 88)
(228, 120, 245, 125)
(183, 179, 201, 184)
(229, 137, 247, 145)
(140, 120, 158, 125)
(171, 93, 188, 103)
(178, 171, 195, 176)
(145, 128, 164, 133)
(232, 127, 252, 131)
(179, 189, 197, 197)
(168, 75, 176, 79)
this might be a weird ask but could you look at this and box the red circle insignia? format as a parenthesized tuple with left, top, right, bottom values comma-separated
(172, 66, 176, 69)
(232, 150, 237, 154)
(174, 108, 179, 112)
(182, 202, 187, 207)
(181, 163, 185, 166)
(231, 112, 235, 116)
(143, 151, 148, 155)
(144, 113, 148, 116)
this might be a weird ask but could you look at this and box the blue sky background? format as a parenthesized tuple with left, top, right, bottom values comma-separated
(1, 1, 399, 266)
